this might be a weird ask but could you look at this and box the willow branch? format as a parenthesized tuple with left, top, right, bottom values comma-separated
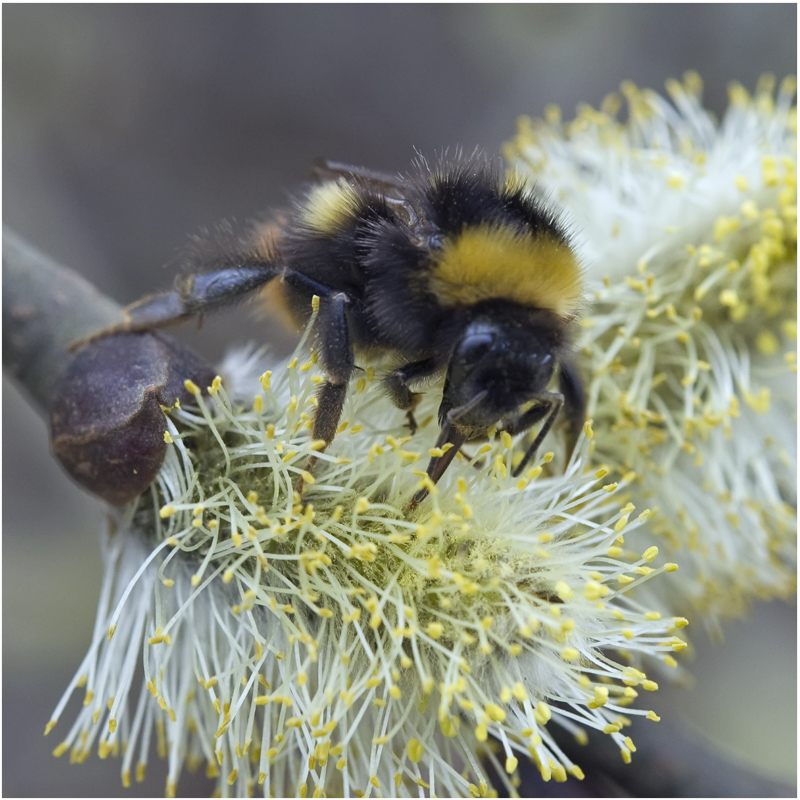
(2, 226, 123, 414)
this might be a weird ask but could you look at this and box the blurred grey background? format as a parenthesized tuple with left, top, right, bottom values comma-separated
(3, 5, 796, 797)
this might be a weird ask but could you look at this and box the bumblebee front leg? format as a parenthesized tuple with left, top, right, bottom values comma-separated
(506, 364, 585, 476)
(557, 360, 587, 458)
(506, 391, 564, 477)
(72, 264, 281, 348)
(296, 291, 354, 493)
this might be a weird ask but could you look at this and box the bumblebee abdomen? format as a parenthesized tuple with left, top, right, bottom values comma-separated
(281, 181, 378, 303)
(297, 179, 365, 236)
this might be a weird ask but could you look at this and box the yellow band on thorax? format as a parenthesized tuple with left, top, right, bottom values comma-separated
(429, 224, 582, 318)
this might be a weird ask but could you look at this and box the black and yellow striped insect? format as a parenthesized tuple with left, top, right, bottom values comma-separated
(86, 152, 585, 505)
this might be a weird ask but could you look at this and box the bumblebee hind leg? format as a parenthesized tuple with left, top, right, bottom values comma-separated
(70, 264, 282, 349)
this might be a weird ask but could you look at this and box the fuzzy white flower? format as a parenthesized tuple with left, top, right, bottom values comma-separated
(49, 72, 794, 796)
(47, 334, 684, 797)
(507, 73, 797, 623)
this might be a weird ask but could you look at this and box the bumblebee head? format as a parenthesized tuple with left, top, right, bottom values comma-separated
(439, 311, 564, 438)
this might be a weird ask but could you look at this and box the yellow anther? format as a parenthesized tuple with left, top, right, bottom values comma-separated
(533, 702, 551, 724)
(484, 703, 506, 723)
(554, 581, 573, 600)
(642, 546, 658, 562)
(407, 738, 423, 763)
(426, 622, 444, 639)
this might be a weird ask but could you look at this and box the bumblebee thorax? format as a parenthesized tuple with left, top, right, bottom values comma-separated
(428, 222, 582, 319)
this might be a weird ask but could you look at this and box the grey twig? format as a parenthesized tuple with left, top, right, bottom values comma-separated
(3, 226, 122, 414)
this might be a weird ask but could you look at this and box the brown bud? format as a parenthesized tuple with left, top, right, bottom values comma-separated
(50, 332, 217, 506)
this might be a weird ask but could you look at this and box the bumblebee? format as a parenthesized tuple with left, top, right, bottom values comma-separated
(92, 152, 585, 505)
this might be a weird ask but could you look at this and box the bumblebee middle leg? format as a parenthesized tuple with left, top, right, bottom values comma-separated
(295, 291, 355, 492)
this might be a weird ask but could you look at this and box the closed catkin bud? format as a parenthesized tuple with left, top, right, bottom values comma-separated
(49, 332, 216, 505)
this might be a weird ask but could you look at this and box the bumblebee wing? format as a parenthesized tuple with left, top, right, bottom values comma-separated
(310, 158, 419, 223)
(311, 158, 408, 195)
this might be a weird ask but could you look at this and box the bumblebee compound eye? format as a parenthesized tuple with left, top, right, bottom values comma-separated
(455, 328, 495, 365)
(444, 324, 496, 390)
(50, 332, 216, 506)
(523, 348, 556, 389)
